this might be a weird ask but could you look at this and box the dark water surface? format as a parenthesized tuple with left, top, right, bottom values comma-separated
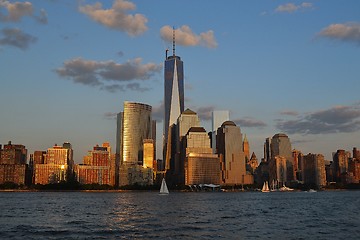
(1, 191, 359, 239)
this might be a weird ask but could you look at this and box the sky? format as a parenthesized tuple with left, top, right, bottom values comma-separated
(1, 0, 360, 163)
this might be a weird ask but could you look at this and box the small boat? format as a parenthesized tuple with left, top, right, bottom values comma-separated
(262, 181, 270, 192)
(308, 189, 317, 193)
(159, 178, 169, 195)
(279, 184, 294, 192)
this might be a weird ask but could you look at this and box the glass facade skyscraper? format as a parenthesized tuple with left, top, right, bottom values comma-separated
(118, 101, 153, 165)
(163, 44, 184, 167)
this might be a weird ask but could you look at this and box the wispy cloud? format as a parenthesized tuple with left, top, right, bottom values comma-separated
(280, 110, 299, 116)
(79, 0, 148, 36)
(160, 25, 217, 48)
(233, 117, 267, 128)
(0, 28, 37, 50)
(318, 22, 360, 45)
(103, 112, 118, 120)
(276, 104, 360, 134)
(195, 106, 216, 121)
(275, 2, 313, 13)
(152, 101, 164, 122)
(0, 1, 47, 24)
(55, 57, 161, 92)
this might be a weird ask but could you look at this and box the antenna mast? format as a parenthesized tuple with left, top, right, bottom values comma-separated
(172, 26, 175, 57)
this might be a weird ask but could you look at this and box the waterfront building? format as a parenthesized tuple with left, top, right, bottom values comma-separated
(118, 101, 153, 165)
(163, 32, 184, 168)
(269, 155, 287, 187)
(353, 147, 360, 161)
(270, 133, 294, 182)
(119, 163, 153, 186)
(182, 127, 220, 185)
(143, 139, 155, 169)
(292, 149, 302, 181)
(211, 110, 230, 154)
(116, 101, 154, 186)
(0, 141, 27, 185)
(216, 121, 246, 185)
(301, 153, 326, 188)
(333, 149, 348, 182)
(243, 134, 250, 162)
(247, 152, 259, 174)
(34, 143, 74, 185)
(166, 109, 202, 184)
(75, 143, 113, 185)
(263, 137, 271, 162)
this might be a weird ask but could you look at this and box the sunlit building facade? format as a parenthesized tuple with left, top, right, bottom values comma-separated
(211, 110, 229, 154)
(34, 143, 74, 185)
(143, 139, 155, 169)
(217, 121, 246, 185)
(164, 40, 184, 168)
(270, 133, 294, 182)
(183, 127, 220, 185)
(119, 101, 153, 165)
(301, 153, 326, 188)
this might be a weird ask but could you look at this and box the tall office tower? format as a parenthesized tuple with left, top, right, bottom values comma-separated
(118, 101, 153, 165)
(263, 137, 271, 162)
(302, 153, 326, 188)
(0, 141, 27, 185)
(333, 149, 348, 181)
(115, 112, 123, 186)
(269, 155, 287, 186)
(353, 147, 360, 161)
(292, 149, 302, 181)
(217, 121, 246, 185)
(243, 134, 250, 162)
(167, 109, 201, 184)
(211, 110, 230, 154)
(164, 30, 184, 167)
(183, 127, 220, 185)
(270, 133, 293, 182)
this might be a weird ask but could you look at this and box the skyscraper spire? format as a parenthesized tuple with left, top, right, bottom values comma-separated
(172, 26, 175, 56)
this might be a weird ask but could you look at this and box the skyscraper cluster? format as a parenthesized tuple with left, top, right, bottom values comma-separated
(1, 33, 360, 190)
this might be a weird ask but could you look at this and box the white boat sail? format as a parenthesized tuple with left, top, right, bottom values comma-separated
(159, 178, 169, 194)
(262, 181, 270, 192)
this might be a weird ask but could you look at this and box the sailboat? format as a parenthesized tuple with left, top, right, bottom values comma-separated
(159, 178, 169, 195)
(261, 181, 270, 192)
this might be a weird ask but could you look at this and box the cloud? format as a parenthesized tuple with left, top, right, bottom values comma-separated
(280, 110, 299, 116)
(160, 25, 217, 48)
(0, 1, 47, 24)
(276, 104, 360, 134)
(194, 106, 216, 121)
(152, 101, 164, 122)
(0, 28, 37, 50)
(275, 2, 313, 13)
(79, 0, 148, 36)
(55, 57, 161, 92)
(103, 112, 118, 120)
(318, 22, 360, 45)
(233, 117, 267, 128)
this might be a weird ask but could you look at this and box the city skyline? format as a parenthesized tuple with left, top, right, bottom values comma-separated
(1, 0, 360, 162)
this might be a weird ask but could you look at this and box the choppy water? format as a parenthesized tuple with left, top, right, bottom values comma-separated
(0, 190, 359, 239)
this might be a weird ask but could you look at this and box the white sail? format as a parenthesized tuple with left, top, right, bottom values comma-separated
(262, 181, 270, 192)
(160, 178, 169, 194)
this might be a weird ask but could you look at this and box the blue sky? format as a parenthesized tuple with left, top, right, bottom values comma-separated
(1, 0, 360, 163)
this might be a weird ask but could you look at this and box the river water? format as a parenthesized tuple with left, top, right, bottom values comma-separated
(1, 190, 359, 239)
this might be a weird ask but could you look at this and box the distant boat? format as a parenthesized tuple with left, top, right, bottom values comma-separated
(262, 181, 270, 192)
(271, 179, 278, 192)
(279, 184, 294, 192)
(308, 189, 317, 193)
(159, 178, 169, 195)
